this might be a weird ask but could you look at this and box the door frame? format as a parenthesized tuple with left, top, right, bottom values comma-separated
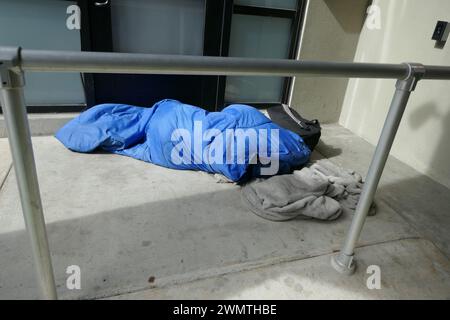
(221, 0, 307, 108)
(80, 0, 227, 111)
(77, 0, 307, 112)
(1, 0, 306, 113)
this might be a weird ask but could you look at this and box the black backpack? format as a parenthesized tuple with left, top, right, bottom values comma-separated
(267, 104, 321, 151)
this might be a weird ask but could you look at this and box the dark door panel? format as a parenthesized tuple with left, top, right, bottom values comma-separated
(81, 0, 214, 110)
(93, 74, 205, 107)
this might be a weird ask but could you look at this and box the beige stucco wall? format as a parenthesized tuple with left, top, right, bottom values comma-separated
(291, 0, 370, 123)
(339, 0, 450, 188)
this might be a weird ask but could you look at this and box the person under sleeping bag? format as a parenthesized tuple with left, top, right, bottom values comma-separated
(55, 99, 311, 182)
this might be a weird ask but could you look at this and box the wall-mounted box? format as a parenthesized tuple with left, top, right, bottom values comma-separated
(432, 21, 450, 42)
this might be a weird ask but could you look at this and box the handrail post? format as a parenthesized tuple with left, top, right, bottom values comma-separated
(0, 47, 57, 299)
(331, 63, 426, 275)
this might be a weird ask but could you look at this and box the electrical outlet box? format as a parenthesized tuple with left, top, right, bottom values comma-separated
(432, 21, 450, 42)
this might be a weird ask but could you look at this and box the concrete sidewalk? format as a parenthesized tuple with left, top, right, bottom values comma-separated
(108, 238, 450, 299)
(0, 124, 449, 299)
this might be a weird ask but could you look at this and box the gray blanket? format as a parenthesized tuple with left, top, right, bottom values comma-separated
(241, 159, 376, 221)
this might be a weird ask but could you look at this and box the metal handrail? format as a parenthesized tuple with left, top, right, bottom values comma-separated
(19, 48, 450, 79)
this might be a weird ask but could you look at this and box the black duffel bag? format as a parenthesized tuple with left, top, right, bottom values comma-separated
(267, 104, 321, 151)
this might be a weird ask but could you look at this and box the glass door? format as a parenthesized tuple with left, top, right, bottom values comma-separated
(0, 0, 85, 112)
(83, 0, 213, 109)
(82, 0, 305, 111)
(223, 0, 305, 107)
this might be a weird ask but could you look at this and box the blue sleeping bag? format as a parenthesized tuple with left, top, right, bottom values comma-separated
(55, 99, 310, 182)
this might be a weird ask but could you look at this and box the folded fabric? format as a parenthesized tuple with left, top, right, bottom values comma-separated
(55, 99, 311, 182)
(241, 159, 376, 221)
